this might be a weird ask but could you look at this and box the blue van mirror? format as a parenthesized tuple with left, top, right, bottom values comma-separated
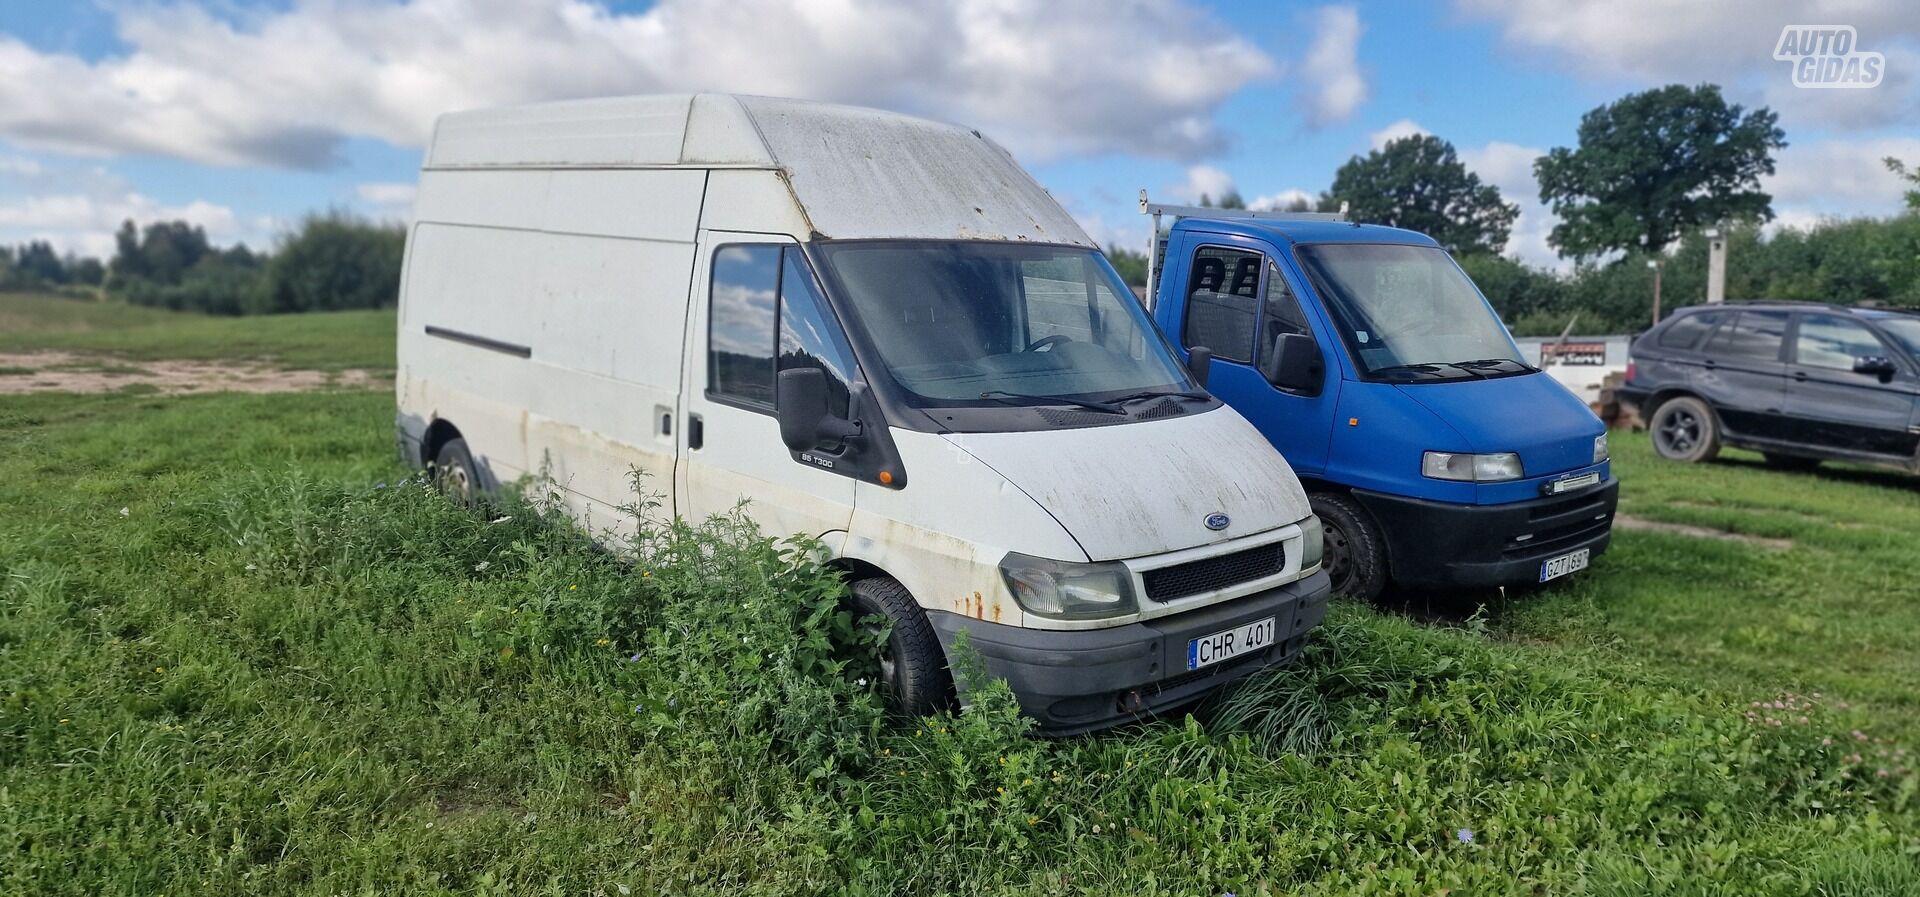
(1260, 332, 1322, 394)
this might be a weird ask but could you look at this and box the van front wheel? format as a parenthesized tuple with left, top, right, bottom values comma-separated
(1309, 492, 1388, 601)
(849, 577, 954, 718)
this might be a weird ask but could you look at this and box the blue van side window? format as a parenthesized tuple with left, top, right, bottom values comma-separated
(1259, 259, 1310, 359)
(1183, 246, 1262, 362)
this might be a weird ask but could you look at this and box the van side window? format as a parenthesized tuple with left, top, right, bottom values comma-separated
(709, 245, 781, 407)
(1183, 246, 1262, 362)
(1656, 311, 1720, 350)
(777, 250, 857, 423)
(1258, 259, 1310, 357)
(1704, 310, 1789, 362)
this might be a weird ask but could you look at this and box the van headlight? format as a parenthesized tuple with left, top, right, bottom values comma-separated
(1593, 433, 1610, 464)
(999, 552, 1137, 620)
(1422, 450, 1524, 482)
(1299, 515, 1324, 570)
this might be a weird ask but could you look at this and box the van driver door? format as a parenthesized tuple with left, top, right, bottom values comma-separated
(677, 232, 858, 543)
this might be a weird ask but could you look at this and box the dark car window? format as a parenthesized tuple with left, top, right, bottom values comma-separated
(1704, 310, 1789, 362)
(1794, 313, 1885, 370)
(1656, 311, 1723, 350)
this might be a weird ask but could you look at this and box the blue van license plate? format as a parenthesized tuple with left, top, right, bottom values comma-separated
(1539, 548, 1590, 582)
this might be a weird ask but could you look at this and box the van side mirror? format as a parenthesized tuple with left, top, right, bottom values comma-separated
(777, 368, 860, 452)
(1853, 355, 1898, 381)
(1259, 332, 1323, 394)
(1186, 346, 1213, 389)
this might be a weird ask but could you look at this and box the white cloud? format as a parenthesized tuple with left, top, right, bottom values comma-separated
(1170, 165, 1236, 204)
(1249, 188, 1320, 211)
(1764, 136, 1920, 210)
(1298, 5, 1369, 126)
(356, 182, 418, 220)
(0, 0, 1274, 170)
(0, 154, 41, 176)
(1456, 0, 1920, 129)
(0, 192, 242, 258)
(1457, 140, 1563, 269)
(1367, 118, 1428, 151)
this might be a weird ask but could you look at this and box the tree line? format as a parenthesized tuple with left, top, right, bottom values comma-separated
(1112, 83, 1920, 335)
(1, 211, 404, 316)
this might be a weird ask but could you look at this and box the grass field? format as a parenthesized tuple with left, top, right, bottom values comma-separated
(1, 299, 1916, 894)
(0, 292, 395, 371)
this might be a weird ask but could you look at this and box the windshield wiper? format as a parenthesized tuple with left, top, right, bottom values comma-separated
(1370, 362, 1465, 380)
(1451, 357, 1538, 373)
(977, 390, 1126, 414)
(1103, 388, 1213, 406)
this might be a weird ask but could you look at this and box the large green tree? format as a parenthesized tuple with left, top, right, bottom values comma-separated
(1536, 84, 1786, 259)
(1326, 134, 1518, 255)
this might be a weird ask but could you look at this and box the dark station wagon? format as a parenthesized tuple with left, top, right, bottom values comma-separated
(1618, 302, 1920, 472)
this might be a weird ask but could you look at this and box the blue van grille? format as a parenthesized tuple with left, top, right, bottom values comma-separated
(1142, 542, 1285, 602)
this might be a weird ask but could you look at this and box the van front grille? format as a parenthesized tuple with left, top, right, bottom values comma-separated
(1141, 541, 1285, 602)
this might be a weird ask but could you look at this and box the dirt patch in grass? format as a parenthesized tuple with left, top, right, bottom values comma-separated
(1615, 513, 1794, 549)
(0, 351, 385, 395)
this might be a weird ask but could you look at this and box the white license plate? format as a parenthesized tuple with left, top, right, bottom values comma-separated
(1539, 548, 1591, 582)
(1547, 471, 1601, 495)
(1187, 616, 1276, 670)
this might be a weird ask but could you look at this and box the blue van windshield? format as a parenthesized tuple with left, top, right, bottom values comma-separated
(816, 242, 1194, 407)
(1296, 243, 1531, 381)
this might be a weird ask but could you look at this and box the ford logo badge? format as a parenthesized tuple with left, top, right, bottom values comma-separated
(1204, 513, 1230, 531)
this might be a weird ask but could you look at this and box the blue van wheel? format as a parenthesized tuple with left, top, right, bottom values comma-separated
(1309, 493, 1388, 601)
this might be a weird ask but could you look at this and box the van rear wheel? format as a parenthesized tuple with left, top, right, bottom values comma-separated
(849, 577, 954, 718)
(1309, 492, 1388, 601)
(431, 437, 480, 507)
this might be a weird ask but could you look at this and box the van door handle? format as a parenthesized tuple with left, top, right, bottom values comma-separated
(1792, 371, 1808, 382)
(688, 413, 704, 450)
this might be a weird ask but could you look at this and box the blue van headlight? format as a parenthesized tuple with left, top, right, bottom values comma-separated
(1593, 433, 1610, 464)
(999, 552, 1138, 620)
(1422, 451, 1524, 482)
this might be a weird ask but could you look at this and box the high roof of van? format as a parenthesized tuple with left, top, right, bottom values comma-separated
(424, 94, 1093, 246)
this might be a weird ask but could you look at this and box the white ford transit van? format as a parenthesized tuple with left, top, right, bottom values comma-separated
(395, 94, 1331, 734)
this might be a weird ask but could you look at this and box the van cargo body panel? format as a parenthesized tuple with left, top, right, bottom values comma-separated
(427, 93, 1090, 246)
(942, 407, 1309, 561)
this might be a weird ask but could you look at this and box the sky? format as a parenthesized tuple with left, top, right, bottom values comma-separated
(1, 0, 1917, 270)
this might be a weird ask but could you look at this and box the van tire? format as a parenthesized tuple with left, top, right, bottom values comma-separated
(431, 437, 480, 507)
(1649, 396, 1720, 463)
(1310, 492, 1388, 601)
(849, 577, 954, 718)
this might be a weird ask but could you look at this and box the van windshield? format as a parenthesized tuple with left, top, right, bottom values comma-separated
(815, 241, 1193, 407)
(1296, 243, 1531, 381)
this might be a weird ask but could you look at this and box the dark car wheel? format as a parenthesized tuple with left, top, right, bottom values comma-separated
(849, 577, 954, 718)
(1650, 396, 1721, 463)
(1309, 492, 1388, 601)
(431, 437, 481, 507)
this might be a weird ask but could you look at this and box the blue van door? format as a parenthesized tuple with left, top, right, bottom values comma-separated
(1170, 233, 1340, 476)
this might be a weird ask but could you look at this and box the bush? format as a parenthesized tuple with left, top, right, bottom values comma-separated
(263, 211, 405, 313)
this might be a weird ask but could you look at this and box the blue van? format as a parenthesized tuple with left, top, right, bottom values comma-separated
(1142, 201, 1617, 598)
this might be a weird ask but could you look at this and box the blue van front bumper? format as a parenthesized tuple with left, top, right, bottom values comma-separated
(1353, 478, 1619, 588)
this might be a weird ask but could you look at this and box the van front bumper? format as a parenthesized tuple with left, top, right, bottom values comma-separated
(1353, 479, 1619, 589)
(925, 569, 1331, 736)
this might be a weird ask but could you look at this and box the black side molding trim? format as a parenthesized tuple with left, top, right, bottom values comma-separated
(424, 325, 531, 358)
